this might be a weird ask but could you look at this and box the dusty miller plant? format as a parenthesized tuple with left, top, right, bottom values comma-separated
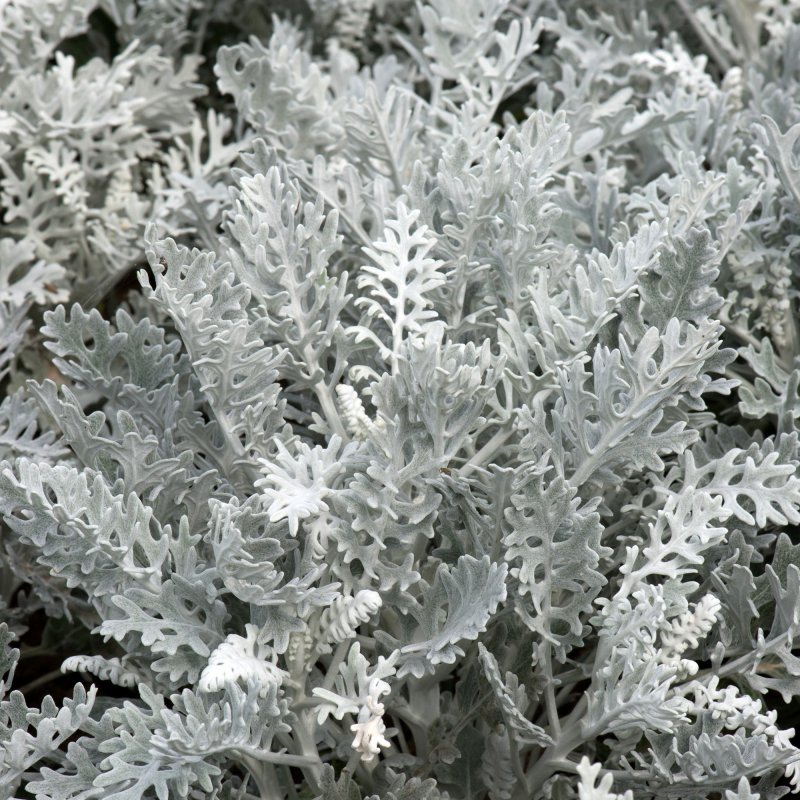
(3, 0, 800, 799)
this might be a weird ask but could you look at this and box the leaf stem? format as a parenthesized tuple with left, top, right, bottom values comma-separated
(313, 378, 349, 441)
(319, 640, 350, 693)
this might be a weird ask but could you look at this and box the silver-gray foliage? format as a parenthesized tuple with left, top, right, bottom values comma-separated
(1, 1, 800, 799)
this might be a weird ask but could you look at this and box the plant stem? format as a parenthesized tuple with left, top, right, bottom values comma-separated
(459, 425, 514, 478)
(319, 640, 350, 693)
(544, 671, 562, 739)
(293, 711, 325, 793)
(313, 378, 349, 441)
(18, 668, 63, 696)
(507, 727, 528, 790)
(241, 755, 282, 800)
(341, 748, 362, 779)
(523, 720, 584, 796)
(522, 693, 590, 797)
(673, 0, 732, 71)
(725, 323, 763, 349)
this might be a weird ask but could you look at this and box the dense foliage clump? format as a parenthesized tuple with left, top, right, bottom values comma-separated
(3, 1, 800, 798)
